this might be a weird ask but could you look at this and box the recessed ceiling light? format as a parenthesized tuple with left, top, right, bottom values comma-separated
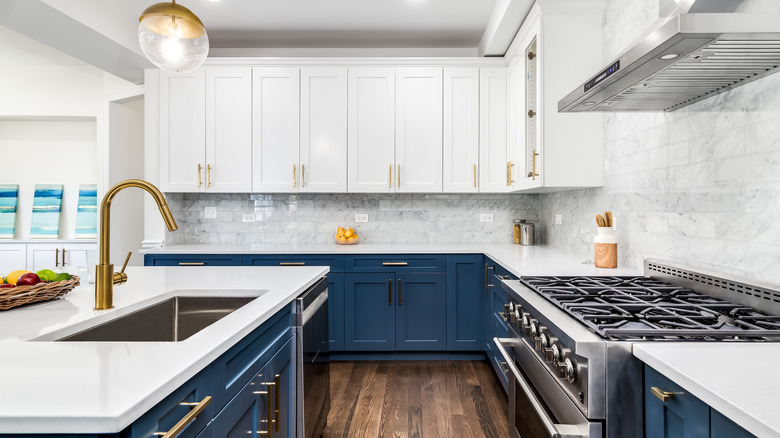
(658, 53, 681, 60)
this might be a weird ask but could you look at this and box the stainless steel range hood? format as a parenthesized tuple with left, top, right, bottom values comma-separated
(559, 0, 780, 112)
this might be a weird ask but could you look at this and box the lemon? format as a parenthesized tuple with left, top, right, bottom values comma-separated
(6, 270, 32, 285)
(36, 269, 57, 282)
(53, 272, 71, 282)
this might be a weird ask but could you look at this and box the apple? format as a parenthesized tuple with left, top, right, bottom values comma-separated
(16, 273, 41, 286)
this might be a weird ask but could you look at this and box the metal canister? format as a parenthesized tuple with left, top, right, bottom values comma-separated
(513, 219, 534, 245)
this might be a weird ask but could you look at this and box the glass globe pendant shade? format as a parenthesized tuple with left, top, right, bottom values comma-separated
(138, 1, 209, 73)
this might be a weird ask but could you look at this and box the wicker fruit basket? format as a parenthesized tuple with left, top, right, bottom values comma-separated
(0, 276, 80, 311)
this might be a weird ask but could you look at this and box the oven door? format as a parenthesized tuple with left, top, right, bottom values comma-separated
(494, 338, 602, 438)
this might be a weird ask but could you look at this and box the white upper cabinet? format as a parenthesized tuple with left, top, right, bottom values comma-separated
(347, 68, 396, 193)
(395, 68, 443, 193)
(507, 3, 603, 191)
(159, 68, 251, 192)
(205, 68, 252, 192)
(159, 69, 206, 192)
(252, 68, 300, 193)
(300, 67, 348, 193)
(479, 67, 510, 193)
(443, 67, 479, 193)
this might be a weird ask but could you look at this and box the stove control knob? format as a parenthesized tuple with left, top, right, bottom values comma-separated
(513, 309, 522, 326)
(520, 312, 531, 329)
(564, 358, 578, 383)
(534, 328, 549, 351)
(547, 344, 562, 364)
(505, 304, 516, 323)
(524, 319, 538, 337)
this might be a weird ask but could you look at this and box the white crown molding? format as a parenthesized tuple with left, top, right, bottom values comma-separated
(202, 57, 509, 67)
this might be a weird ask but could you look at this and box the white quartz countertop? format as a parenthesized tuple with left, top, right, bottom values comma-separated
(634, 343, 780, 437)
(142, 243, 642, 277)
(0, 265, 328, 434)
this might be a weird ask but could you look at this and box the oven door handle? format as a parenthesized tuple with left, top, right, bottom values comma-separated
(494, 337, 587, 438)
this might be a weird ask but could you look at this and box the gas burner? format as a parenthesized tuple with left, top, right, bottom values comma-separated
(520, 275, 780, 340)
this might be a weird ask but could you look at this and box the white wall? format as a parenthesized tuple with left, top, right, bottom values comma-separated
(0, 119, 98, 239)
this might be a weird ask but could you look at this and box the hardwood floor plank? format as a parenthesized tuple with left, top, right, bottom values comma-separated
(327, 360, 508, 438)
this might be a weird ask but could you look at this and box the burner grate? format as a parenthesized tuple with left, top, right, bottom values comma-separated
(521, 275, 780, 341)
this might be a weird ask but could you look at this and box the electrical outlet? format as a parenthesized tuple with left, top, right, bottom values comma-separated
(204, 207, 217, 219)
(242, 213, 255, 223)
(355, 213, 369, 223)
(480, 213, 494, 222)
(554, 214, 562, 225)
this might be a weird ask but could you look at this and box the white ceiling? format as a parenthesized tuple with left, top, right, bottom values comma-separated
(0, 0, 533, 83)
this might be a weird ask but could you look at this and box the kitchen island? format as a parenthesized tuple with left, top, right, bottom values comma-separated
(0, 265, 328, 434)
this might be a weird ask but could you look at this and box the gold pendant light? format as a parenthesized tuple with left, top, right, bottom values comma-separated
(138, 0, 209, 73)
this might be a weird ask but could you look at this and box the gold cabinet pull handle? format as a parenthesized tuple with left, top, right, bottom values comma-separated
(55, 248, 59, 267)
(382, 262, 408, 266)
(509, 161, 515, 184)
(154, 396, 212, 438)
(62, 248, 66, 266)
(651, 387, 676, 402)
(302, 164, 305, 188)
(506, 162, 510, 186)
(178, 262, 205, 266)
(207, 164, 212, 187)
(279, 262, 305, 266)
(197, 164, 202, 187)
(397, 164, 401, 187)
(388, 279, 392, 306)
(397, 278, 401, 306)
(293, 164, 297, 188)
(473, 163, 477, 188)
(529, 149, 539, 180)
(273, 374, 280, 431)
(389, 164, 392, 188)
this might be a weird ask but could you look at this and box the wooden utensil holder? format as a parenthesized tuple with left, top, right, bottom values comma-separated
(594, 228, 617, 269)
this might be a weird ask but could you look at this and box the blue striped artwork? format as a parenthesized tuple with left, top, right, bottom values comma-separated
(74, 184, 98, 238)
(30, 184, 63, 238)
(0, 185, 19, 238)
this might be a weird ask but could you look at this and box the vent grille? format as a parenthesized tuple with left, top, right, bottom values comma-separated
(599, 40, 780, 111)
(645, 260, 780, 316)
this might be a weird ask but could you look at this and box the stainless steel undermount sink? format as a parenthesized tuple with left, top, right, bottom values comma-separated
(57, 296, 258, 342)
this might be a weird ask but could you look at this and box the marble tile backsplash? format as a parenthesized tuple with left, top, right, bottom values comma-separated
(541, 0, 780, 285)
(165, 193, 540, 245)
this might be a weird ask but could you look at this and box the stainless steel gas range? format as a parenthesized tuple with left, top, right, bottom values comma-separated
(494, 259, 780, 438)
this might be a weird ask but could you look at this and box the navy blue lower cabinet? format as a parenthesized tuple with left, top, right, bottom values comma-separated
(211, 336, 295, 438)
(445, 254, 484, 351)
(345, 272, 396, 351)
(395, 272, 447, 351)
(710, 409, 756, 438)
(645, 365, 709, 438)
(327, 273, 345, 351)
(484, 259, 496, 354)
(143, 254, 242, 266)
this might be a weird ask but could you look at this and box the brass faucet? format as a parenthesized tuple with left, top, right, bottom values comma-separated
(95, 179, 178, 310)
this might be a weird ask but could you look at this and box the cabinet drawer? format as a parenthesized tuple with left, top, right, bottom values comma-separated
(345, 254, 446, 272)
(243, 254, 344, 272)
(144, 254, 243, 266)
(211, 309, 293, 413)
(129, 367, 213, 438)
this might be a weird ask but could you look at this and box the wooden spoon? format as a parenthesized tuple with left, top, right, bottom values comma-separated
(596, 214, 606, 227)
(605, 211, 613, 227)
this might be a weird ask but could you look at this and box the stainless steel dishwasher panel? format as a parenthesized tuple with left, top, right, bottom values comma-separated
(294, 277, 329, 438)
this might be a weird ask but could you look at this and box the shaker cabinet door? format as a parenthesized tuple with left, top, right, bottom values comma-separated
(395, 67, 443, 193)
(395, 272, 447, 351)
(344, 272, 396, 350)
(159, 69, 206, 192)
(300, 67, 348, 193)
(347, 68, 396, 193)
(443, 68, 480, 193)
(205, 68, 252, 192)
(479, 67, 509, 193)
(252, 68, 301, 192)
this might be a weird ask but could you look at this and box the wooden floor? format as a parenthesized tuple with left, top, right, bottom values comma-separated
(325, 361, 509, 438)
